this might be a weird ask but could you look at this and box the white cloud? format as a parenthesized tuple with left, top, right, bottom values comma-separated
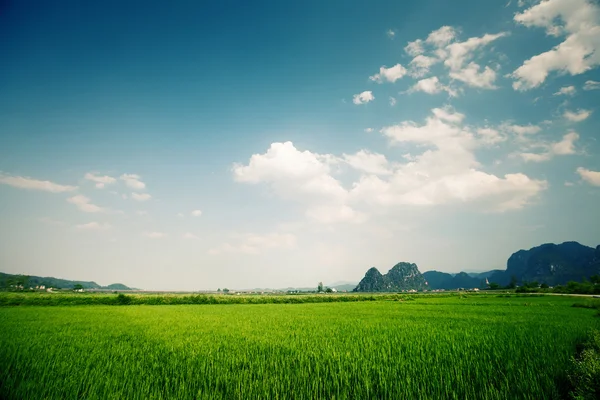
(564, 109, 592, 122)
(67, 195, 107, 213)
(369, 64, 407, 83)
(135, 210, 148, 216)
(577, 167, 600, 186)
(131, 192, 152, 202)
(182, 232, 200, 240)
(84, 173, 116, 189)
(441, 33, 507, 89)
(449, 62, 498, 88)
(209, 233, 296, 255)
(506, 124, 542, 135)
(232, 142, 362, 224)
(552, 131, 579, 155)
(177, 212, 184, 217)
(191, 209, 202, 217)
(476, 128, 506, 145)
(512, 0, 600, 90)
(408, 55, 439, 77)
(365, 108, 547, 211)
(364, 128, 374, 133)
(389, 97, 397, 106)
(0, 174, 77, 193)
(233, 109, 549, 220)
(75, 222, 111, 230)
(407, 76, 457, 96)
(386, 29, 395, 39)
(120, 174, 146, 190)
(352, 91, 375, 105)
(517, 131, 579, 162)
(425, 26, 458, 47)
(143, 231, 165, 239)
(554, 85, 576, 96)
(343, 150, 392, 176)
(404, 39, 424, 56)
(403, 27, 507, 91)
(518, 152, 553, 162)
(584, 80, 600, 90)
(444, 33, 507, 71)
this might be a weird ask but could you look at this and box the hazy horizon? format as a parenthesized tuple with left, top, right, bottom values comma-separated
(1, 0, 599, 291)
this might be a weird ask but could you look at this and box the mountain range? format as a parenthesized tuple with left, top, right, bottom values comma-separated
(354, 241, 600, 292)
(0, 272, 133, 290)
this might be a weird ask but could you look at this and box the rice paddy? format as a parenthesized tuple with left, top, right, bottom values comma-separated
(1, 294, 598, 399)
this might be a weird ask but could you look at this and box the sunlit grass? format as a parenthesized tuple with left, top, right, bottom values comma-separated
(1, 295, 597, 399)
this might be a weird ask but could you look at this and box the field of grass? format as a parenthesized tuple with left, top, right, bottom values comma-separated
(1, 294, 599, 399)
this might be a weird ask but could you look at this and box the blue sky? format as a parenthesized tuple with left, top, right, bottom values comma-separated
(1, 0, 599, 290)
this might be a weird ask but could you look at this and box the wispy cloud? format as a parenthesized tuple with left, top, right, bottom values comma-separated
(0, 174, 77, 193)
(120, 174, 146, 190)
(67, 195, 108, 213)
(84, 173, 116, 189)
(75, 222, 112, 230)
(131, 192, 152, 202)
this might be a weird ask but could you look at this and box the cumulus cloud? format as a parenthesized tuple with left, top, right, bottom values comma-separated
(182, 232, 200, 240)
(403, 27, 507, 90)
(0, 174, 77, 193)
(84, 173, 116, 189)
(209, 233, 297, 255)
(386, 29, 395, 39)
(584, 80, 600, 90)
(67, 195, 107, 213)
(512, 0, 600, 90)
(449, 63, 498, 88)
(120, 174, 146, 190)
(343, 150, 392, 176)
(352, 91, 375, 105)
(191, 209, 202, 217)
(554, 85, 576, 96)
(577, 167, 600, 186)
(516, 131, 579, 162)
(564, 109, 592, 122)
(426, 26, 458, 47)
(408, 55, 439, 78)
(131, 192, 152, 202)
(443, 33, 508, 88)
(75, 222, 111, 230)
(233, 108, 547, 218)
(369, 64, 407, 83)
(364, 128, 374, 133)
(404, 39, 424, 56)
(143, 231, 165, 239)
(476, 128, 506, 145)
(232, 142, 363, 224)
(407, 77, 457, 96)
(389, 97, 397, 106)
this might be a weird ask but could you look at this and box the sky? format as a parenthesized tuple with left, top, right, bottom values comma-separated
(0, 0, 599, 291)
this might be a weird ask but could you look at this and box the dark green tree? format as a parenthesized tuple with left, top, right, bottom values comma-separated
(317, 282, 324, 293)
(506, 276, 518, 289)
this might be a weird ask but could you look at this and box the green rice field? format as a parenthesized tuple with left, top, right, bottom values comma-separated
(1, 294, 599, 399)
